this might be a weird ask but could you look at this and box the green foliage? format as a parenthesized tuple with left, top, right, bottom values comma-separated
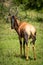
(24, 0, 43, 10)
(12, 0, 43, 10)
(12, 0, 23, 5)
(0, 3, 9, 18)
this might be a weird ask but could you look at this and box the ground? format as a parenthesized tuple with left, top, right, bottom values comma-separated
(0, 9, 43, 65)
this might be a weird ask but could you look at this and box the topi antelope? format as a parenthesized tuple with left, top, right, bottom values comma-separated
(10, 9, 36, 60)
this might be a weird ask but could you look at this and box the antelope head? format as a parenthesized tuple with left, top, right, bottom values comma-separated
(9, 7, 18, 29)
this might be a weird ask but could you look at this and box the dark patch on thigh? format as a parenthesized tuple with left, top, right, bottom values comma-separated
(30, 35, 36, 44)
(24, 32, 28, 45)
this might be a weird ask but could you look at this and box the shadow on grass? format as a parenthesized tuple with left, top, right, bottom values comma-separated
(14, 53, 33, 60)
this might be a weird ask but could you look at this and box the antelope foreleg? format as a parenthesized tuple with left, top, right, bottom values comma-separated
(20, 43, 22, 57)
(23, 40, 25, 57)
(19, 37, 22, 57)
(25, 44, 29, 60)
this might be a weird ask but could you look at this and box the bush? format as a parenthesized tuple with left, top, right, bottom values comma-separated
(12, 0, 43, 10)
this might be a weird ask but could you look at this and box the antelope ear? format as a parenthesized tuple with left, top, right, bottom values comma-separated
(8, 13, 11, 16)
(9, 15, 12, 20)
(8, 13, 12, 19)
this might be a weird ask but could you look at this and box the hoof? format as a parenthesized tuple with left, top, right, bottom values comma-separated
(26, 57, 28, 61)
(34, 58, 36, 60)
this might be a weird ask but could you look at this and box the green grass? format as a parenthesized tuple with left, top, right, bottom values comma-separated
(0, 10, 43, 65)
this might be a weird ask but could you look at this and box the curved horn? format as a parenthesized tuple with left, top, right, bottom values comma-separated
(8, 6, 18, 16)
(14, 6, 18, 16)
(8, 8, 12, 16)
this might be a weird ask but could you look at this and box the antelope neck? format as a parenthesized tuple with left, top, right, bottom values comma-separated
(14, 17, 20, 34)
